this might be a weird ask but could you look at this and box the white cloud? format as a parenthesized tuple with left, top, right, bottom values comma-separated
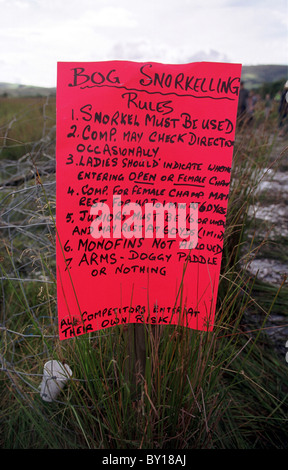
(0, 0, 287, 86)
(108, 40, 230, 66)
(80, 7, 138, 28)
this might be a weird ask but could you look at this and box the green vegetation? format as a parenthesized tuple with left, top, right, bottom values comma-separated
(0, 96, 56, 160)
(0, 92, 288, 449)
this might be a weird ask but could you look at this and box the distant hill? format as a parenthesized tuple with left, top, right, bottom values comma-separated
(241, 64, 287, 89)
(0, 82, 56, 97)
(0, 65, 287, 97)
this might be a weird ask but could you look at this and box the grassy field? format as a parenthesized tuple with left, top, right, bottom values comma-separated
(0, 94, 288, 450)
(0, 96, 56, 160)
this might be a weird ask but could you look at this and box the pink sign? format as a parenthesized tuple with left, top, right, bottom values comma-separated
(56, 60, 241, 340)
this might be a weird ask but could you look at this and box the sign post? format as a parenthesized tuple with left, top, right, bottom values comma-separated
(56, 60, 241, 340)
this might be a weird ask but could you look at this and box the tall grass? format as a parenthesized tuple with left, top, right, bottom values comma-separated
(0, 97, 288, 449)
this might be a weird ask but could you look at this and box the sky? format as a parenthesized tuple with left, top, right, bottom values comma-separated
(1, 0, 287, 88)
